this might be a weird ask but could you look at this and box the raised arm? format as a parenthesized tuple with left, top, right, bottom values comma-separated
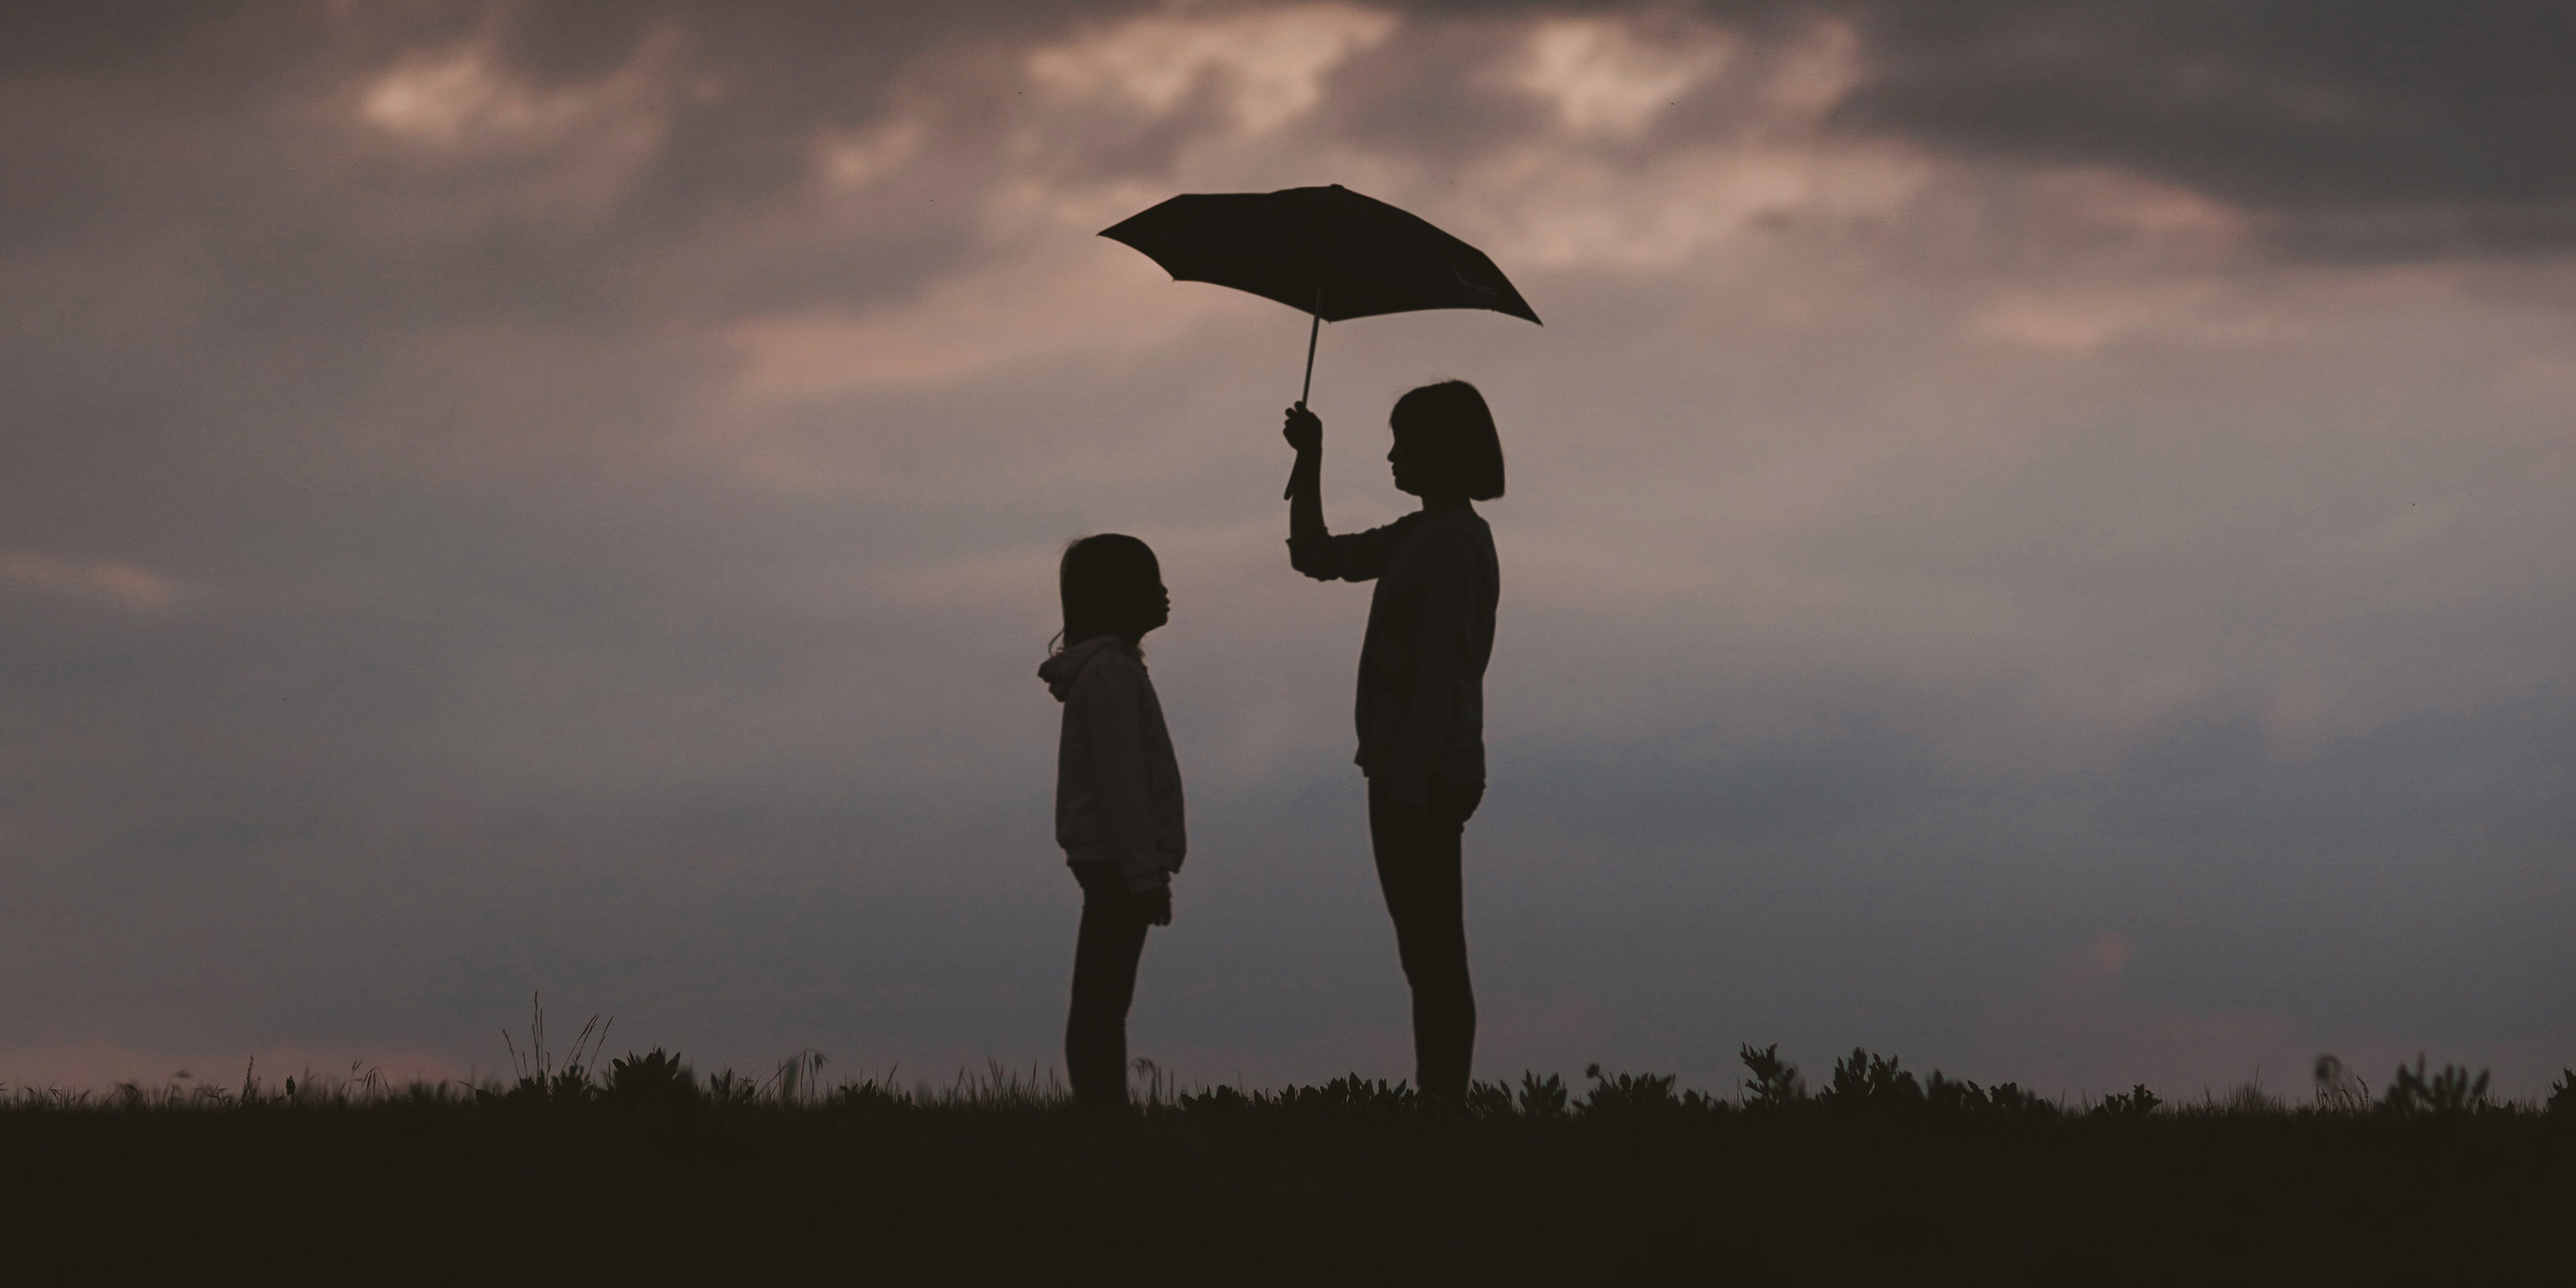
(1283, 405, 1330, 574)
(1283, 406, 1410, 582)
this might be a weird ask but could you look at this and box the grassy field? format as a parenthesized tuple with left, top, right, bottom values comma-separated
(5, 1043, 2569, 1283)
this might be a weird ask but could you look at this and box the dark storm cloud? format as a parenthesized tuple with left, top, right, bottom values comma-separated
(10, 0, 2567, 334)
(1379, 0, 2576, 255)
(0, 1, 1161, 339)
(1823, 0, 2576, 256)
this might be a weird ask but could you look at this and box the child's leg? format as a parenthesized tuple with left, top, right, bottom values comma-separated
(1065, 861, 1150, 1108)
(1368, 780, 1483, 1100)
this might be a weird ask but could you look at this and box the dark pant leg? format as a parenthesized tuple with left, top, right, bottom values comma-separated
(1368, 779, 1484, 1100)
(1065, 861, 1150, 1109)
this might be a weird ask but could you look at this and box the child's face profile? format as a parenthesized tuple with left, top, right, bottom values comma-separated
(1387, 425, 1420, 496)
(1134, 570, 1171, 637)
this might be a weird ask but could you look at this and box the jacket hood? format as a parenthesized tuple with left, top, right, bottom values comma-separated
(1038, 635, 1130, 702)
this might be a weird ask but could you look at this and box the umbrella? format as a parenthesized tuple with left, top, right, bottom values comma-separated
(1099, 183, 1541, 413)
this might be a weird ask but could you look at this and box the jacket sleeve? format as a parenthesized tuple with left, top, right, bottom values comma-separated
(1288, 515, 1415, 583)
(1073, 652, 1169, 891)
(1381, 525, 1477, 789)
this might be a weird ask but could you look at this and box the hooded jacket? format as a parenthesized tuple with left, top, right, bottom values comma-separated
(1038, 635, 1186, 892)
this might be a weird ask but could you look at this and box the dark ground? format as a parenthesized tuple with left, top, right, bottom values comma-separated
(3, 1095, 2566, 1283)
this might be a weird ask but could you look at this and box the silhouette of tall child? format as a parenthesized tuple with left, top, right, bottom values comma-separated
(1282, 382, 1502, 1101)
(1037, 535, 1184, 1110)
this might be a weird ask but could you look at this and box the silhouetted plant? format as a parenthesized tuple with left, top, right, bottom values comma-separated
(1918, 1071, 2057, 1118)
(2547, 1069, 2576, 1116)
(1275, 1075, 1415, 1114)
(1129, 1057, 1170, 1109)
(2382, 1056, 2491, 1116)
(703, 1069, 761, 1108)
(1463, 1080, 1517, 1118)
(822, 1079, 906, 1110)
(2092, 1085, 2161, 1119)
(1738, 1044, 1805, 1109)
(769, 1049, 827, 1107)
(932, 1059, 1061, 1110)
(2211, 1081, 2283, 1114)
(478, 994, 611, 1107)
(1819, 1049, 1924, 1114)
(2312, 1055, 2371, 1112)
(602, 1049, 697, 1110)
(1177, 1084, 1260, 1114)
(1577, 1063, 1683, 1118)
(1982, 1081, 2055, 1116)
(1515, 1071, 1569, 1119)
(1922, 1071, 1974, 1114)
(270, 1067, 419, 1109)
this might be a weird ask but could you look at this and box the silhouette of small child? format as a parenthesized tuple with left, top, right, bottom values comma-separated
(1036, 534, 1184, 1110)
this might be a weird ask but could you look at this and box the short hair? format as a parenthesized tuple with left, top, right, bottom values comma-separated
(1390, 380, 1504, 501)
(1058, 533, 1160, 649)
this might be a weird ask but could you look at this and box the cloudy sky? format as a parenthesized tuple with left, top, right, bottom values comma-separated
(5, 1, 2569, 1099)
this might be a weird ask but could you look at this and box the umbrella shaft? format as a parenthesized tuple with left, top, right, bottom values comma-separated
(1289, 299, 1323, 500)
(1300, 309, 1320, 407)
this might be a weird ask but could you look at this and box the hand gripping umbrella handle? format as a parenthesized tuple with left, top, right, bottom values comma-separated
(1286, 290, 1321, 500)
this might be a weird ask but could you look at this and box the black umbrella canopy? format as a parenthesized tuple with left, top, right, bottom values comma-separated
(1100, 184, 1542, 325)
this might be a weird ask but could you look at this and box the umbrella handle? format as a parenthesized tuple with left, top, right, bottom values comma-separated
(1287, 297, 1320, 500)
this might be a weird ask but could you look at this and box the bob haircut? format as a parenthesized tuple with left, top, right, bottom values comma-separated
(1390, 380, 1505, 501)
(1058, 533, 1160, 649)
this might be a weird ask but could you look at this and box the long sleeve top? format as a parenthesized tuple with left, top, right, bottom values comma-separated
(1038, 637, 1187, 892)
(1287, 506, 1499, 786)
